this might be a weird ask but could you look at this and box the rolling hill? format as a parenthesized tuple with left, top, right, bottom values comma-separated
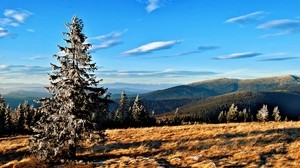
(141, 75, 300, 116)
(170, 91, 300, 122)
(142, 75, 300, 100)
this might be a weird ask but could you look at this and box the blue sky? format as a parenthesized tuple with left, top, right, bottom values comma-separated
(1, 0, 300, 85)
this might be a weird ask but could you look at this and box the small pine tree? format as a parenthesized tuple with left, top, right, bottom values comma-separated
(257, 104, 269, 122)
(242, 108, 250, 122)
(218, 111, 226, 123)
(226, 103, 239, 123)
(131, 95, 151, 126)
(175, 108, 179, 115)
(272, 106, 281, 122)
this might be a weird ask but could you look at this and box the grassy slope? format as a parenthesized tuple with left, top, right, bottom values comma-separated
(1, 122, 300, 167)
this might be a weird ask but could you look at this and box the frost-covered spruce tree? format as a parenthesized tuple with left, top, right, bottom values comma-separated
(29, 16, 109, 162)
(272, 106, 281, 122)
(131, 95, 151, 126)
(114, 91, 130, 125)
(257, 104, 269, 122)
(226, 103, 238, 123)
(0, 96, 12, 136)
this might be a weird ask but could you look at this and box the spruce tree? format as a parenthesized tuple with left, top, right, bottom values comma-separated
(0, 95, 6, 136)
(217, 111, 226, 123)
(226, 103, 238, 123)
(29, 16, 109, 162)
(0, 96, 13, 136)
(15, 103, 26, 133)
(114, 91, 129, 125)
(131, 95, 150, 126)
(272, 106, 281, 122)
(257, 104, 269, 122)
(4, 105, 12, 135)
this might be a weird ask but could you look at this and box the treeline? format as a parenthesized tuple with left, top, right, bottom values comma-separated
(158, 103, 288, 125)
(0, 96, 42, 137)
(107, 91, 156, 128)
(0, 91, 157, 137)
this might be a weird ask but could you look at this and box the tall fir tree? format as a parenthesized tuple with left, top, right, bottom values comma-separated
(114, 91, 130, 125)
(29, 16, 109, 162)
(0, 95, 13, 136)
(0, 95, 6, 136)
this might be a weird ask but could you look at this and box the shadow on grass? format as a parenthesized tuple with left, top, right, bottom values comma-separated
(75, 127, 300, 167)
(0, 150, 30, 164)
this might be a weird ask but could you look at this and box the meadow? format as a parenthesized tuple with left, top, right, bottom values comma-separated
(1, 121, 300, 167)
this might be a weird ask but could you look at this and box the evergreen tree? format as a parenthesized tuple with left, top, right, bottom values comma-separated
(218, 111, 226, 123)
(131, 95, 150, 126)
(29, 16, 109, 162)
(114, 91, 129, 125)
(0, 95, 6, 136)
(15, 103, 26, 133)
(241, 108, 249, 122)
(4, 105, 12, 135)
(226, 103, 239, 123)
(257, 104, 269, 122)
(272, 106, 281, 122)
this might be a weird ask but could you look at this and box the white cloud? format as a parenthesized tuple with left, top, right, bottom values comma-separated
(0, 27, 9, 38)
(4, 9, 32, 23)
(225, 11, 266, 25)
(0, 9, 33, 39)
(28, 55, 49, 60)
(257, 19, 300, 37)
(27, 29, 35, 32)
(216, 52, 262, 60)
(146, 0, 160, 13)
(89, 29, 127, 52)
(137, 0, 166, 13)
(123, 40, 182, 56)
(145, 45, 220, 58)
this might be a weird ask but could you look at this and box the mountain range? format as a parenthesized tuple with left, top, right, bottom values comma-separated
(1, 75, 300, 121)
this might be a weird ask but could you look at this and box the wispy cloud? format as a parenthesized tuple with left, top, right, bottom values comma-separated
(28, 55, 49, 60)
(26, 29, 35, 32)
(146, 0, 160, 13)
(0, 9, 33, 38)
(257, 19, 300, 37)
(0, 64, 50, 83)
(259, 57, 298, 61)
(89, 29, 127, 52)
(198, 45, 220, 51)
(225, 11, 267, 25)
(3, 9, 32, 26)
(137, 0, 168, 13)
(0, 65, 50, 74)
(216, 52, 262, 60)
(146, 45, 220, 58)
(0, 27, 9, 38)
(258, 53, 299, 61)
(123, 40, 182, 56)
(99, 69, 218, 78)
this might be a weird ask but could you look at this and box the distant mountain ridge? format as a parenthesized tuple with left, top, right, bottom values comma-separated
(141, 75, 300, 100)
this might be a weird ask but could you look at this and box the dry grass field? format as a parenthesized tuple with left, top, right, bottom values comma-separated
(1, 121, 300, 167)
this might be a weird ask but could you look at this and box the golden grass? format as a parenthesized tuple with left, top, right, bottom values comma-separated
(1, 122, 300, 167)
